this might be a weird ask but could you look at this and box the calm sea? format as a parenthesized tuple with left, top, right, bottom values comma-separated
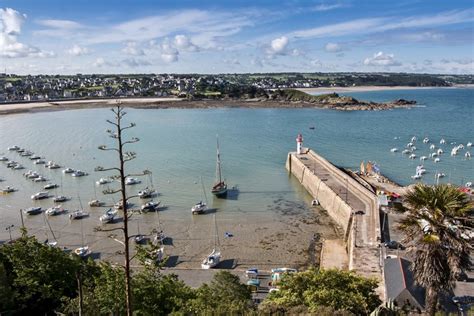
(0, 87, 472, 242)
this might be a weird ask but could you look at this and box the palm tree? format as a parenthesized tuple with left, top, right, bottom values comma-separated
(399, 184, 473, 315)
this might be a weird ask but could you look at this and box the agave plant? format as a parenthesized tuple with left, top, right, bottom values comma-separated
(399, 184, 473, 315)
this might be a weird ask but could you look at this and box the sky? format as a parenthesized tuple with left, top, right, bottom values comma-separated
(0, 0, 473, 75)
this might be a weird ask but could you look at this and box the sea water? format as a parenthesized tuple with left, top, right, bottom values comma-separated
(0, 88, 472, 247)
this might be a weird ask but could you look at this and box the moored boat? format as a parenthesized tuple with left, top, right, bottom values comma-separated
(211, 137, 228, 198)
(69, 210, 88, 220)
(99, 208, 117, 223)
(31, 191, 49, 200)
(24, 207, 42, 215)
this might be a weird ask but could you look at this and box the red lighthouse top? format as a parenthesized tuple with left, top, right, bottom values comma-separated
(296, 134, 303, 142)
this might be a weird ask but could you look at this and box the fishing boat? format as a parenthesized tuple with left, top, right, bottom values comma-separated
(71, 170, 87, 177)
(201, 214, 221, 269)
(31, 191, 49, 200)
(69, 210, 88, 220)
(45, 205, 65, 216)
(44, 183, 59, 190)
(125, 177, 141, 185)
(141, 200, 160, 212)
(88, 199, 104, 207)
(96, 178, 111, 185)
(191, 201, 207, 214)
(99, 208, 117, 223)
(1, 186, 15, 193)
(53, 195, 68, 202)
(24, 207, 42, 215)
(74, 246, 91, 258)
(211, 137, 227, 197)
(62, 167, 75, 174)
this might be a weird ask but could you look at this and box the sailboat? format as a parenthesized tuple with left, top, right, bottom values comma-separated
(74, 211, 91, 258)
(134, 221, 146, 244)
(192, 177, 208, 214)
(201, 214, 221, 269)
(89, 181, 104, 207)
(211, 137, 227, 198)
(138, 172, 157, 199)
(43, 212, 58, 247)
(69, 196, 88, 220)
(53, 175, 68, 203)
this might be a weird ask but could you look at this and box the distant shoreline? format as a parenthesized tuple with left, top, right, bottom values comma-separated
(0, 85, 470, 116)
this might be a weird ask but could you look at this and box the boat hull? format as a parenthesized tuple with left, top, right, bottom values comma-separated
(211, 185, 227, 198)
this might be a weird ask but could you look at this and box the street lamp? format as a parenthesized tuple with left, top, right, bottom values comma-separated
(5, 224, 14, 242)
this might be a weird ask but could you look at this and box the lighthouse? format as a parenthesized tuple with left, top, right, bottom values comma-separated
(296, 133, 303, 154)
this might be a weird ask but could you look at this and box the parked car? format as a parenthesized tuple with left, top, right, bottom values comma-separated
(384, 240, 405, 250)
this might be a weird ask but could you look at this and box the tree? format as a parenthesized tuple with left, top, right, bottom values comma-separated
(182, 271, 253, 314)
(398, 184, 473, 315)
(262, 269, 381, 315)
(95, 104, 145, 316)
(0, 234, 85, 314)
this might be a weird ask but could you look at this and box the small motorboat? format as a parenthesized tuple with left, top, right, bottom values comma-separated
(191, 201, 207, 214)
(96, 178, 111, 185)
(20, 151, 33, 157)
(31, 191, 49, 200)
(402, 149, 411, 154)
(114, 200, 130, 210)
(420, 156, 427, 161)
(30, 155, 41, 160)
(33, 176, 47, 182)
(45, 161, 61, 169)
(16, 148, 25, 153)
(390, 148, 398, 153)
(411, 136, 417, 142)
(411, 174, 422, 180)
(34, 159, 46, 165)
(0, 156, 8, 161)
(467, 142, 473, 148)
(44, 183, 59, 190)
(423, 137, 430, 143)
(465, 152, 471, 158)
(409, 154, 417, 159)
(24, 207, 42, 215)
(435, 172, 445, 179)
(138, 187, 156, 199)
(141, 200, 160, 212)
(1, 186, 15, 193)
(69, 210, 88, 220)
(45, 205, 65, 216)
(88, 199, 104, 207)
(53, 195, 68, 203)
(434, 158, 440, 163)
(74, 246, 91, 258)
(429, 144, 436, 150)
(8, 145, 20, 151)
(99, 208, 117, 223)
(440, 138, 446, 144)
(71, 170, 87, 177)
(12, 164, 24, 170)
(134, 234, 146, 244)
(125, 177, 141, 185)
(201, 249, 221, 269)
(62, 167, 75, 174)
(437, 149, 443, 155)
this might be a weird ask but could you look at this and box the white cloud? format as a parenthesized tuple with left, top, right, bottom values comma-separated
(0, 7, 26, 35)
(271, 36, 288, 53)
(310, 59, 322, 67)
(324, 42, 343, 52)
(312, 3, 346, 12)
(0, 8, 55, 58)
(174, 34, 199, 52)
(67, 44, 90, 56)
(122, 58, 151, 67)
(122, 41, 144, 56)
(364, 51, 401, 67)
(36, 19, 83, 29)
(93, 57, 119, 68)
(160, 40, 179, 63)
(290, 9, 473, 39)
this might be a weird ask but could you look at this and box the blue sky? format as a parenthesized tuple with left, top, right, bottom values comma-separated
(1, 0, 473, 74)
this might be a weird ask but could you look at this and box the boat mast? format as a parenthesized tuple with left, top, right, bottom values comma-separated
(215, 136, 222, 184)
(201, 176, 209, 205)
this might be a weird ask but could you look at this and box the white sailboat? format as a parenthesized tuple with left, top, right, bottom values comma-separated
(74, 211, 91, 258)
(192, 177, 208, 214)
(201, 214, 221, 269)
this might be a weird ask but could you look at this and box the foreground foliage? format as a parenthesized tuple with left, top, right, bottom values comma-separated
(261, 268, 381, 315)
(399, 184, 473, 315)
(1, 234, 384, 315)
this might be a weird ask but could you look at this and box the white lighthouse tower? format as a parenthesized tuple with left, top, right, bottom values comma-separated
(296, 133, 303, 154)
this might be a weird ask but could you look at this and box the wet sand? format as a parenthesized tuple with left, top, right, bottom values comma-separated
(1, 198, 342, 271)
